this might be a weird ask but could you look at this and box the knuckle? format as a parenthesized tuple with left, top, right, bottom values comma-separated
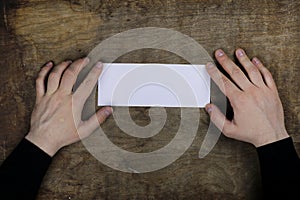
(223, 128, 234, 138)
(261, 68, 273, 79)
(83, 79, 92, 86)
(220, 76, 230, 88)
(219, 77, 232, 95)
(248, 66, 259, 75)
(257, 62, 264, 68)
(59, 61, 71, 68)
(64, 69, 76, 79)
(231, 68, 241, 76)
(222, 124, 236, 137)
(63, 60, 71, 65)
(98, 112, 107, 122)
(209, 110, 217, 122)
(48, 71, 59, 80)
(222, 126, 230, 135)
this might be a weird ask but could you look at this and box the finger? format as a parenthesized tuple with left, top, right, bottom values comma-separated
(36, 61, 53, 104)
(79, 107, 113, 139)
(46, 60, 72, 95)
(205, 104, 236, 138)
(252, 57, 277, 90)
(206, 62, 241, 100)
(74, 62, 103, 104)
(235, 49, 265, 87)
(59, 57, 90, 94)
(215, 49, 252, 90)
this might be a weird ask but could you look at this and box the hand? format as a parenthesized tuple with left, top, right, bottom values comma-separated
(25, 58, 112, 156)
(205, 49, 289, 147)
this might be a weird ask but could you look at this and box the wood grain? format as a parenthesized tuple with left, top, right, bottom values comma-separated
(0, 0, 299, 199)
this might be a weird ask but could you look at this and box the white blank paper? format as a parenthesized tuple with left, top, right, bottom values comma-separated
(98, 63, 210, 107)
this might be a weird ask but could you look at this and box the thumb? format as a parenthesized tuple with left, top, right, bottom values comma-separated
(79, 107, 113, 139)
(205, 103, 235, 137)
(96, 106, 113, 124)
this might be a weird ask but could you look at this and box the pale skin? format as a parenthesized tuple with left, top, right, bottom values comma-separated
(25, 58, 112, 157)
(205, 49, 289, 147)
(25, 48, 289, 157)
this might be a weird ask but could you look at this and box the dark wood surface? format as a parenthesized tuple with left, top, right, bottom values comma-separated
(0, 0, 299, 199)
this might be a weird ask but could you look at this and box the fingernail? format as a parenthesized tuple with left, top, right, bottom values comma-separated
(104, 107, 113, 116)
(216, 49, 224, 57)
(46, 62, 53, 67)
(253, 57, 260, 64)
(206, 62, 214, 69)
(83, 57, 90, 64)
(237, 49, 244, 57)
(65, 60, 73, 64)
(95, 62, 103, 69)
(206, 105, 213, 113)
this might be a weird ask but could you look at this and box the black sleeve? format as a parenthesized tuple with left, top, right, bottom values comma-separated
(0, 138, 52, 200)
(257, 137, 300, 199)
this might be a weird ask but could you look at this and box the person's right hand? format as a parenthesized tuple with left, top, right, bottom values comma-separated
(205, 48, 289, 147)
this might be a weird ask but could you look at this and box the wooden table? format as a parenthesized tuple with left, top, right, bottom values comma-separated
(0, 0, 299, 199)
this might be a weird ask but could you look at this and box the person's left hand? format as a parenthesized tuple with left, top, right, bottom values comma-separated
(25, 58, 112, 156)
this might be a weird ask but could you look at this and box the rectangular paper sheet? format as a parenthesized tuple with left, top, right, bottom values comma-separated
(98, 63, 210, 107)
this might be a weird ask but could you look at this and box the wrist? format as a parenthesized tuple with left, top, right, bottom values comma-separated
(25, 132, 60, 157)
(254, 129, 289, 147)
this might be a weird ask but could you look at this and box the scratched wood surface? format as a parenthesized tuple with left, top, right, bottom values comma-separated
(0, 0, 299, 199)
